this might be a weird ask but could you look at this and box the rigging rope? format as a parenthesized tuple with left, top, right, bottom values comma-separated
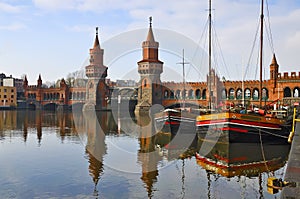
(258, 129, 272, 176)
(266, 0, 275, 54)
(190, 18, 209, 80)
(244, 19, 260, 80)
(212, 23, 231, 79)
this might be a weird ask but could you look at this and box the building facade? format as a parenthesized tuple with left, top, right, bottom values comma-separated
(0, 86, 16, 108)
(161, 54, 300, 108)
(21, 22, 300, 111)
(23, 28, 109, 111)
(83, 27, 109, 111)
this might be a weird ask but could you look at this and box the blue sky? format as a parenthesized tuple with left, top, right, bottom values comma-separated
(1, 0, 300, 84)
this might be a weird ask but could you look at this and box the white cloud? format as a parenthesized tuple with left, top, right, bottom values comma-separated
(0, 2, 22, 13)
(32, 0, 81, 10)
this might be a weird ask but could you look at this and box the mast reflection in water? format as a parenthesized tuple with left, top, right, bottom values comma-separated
(0, 110, 291, 198)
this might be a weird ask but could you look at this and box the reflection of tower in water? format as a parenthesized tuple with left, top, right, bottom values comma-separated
(83, 111, 108, 196)
(36, 111, 42, 145)
(137, 114, 161, 198)
(85, 149, 104, 197)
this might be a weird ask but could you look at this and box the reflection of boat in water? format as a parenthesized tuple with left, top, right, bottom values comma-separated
(196, 141, 290, 178)
(196, 0, 292, 144)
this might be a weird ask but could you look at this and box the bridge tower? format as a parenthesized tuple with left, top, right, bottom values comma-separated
(83, 27, 108, 111)
(135, 17, 164, 114)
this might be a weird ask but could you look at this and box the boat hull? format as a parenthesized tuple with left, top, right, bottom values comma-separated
(154, 110, 197, 135)
(196, 112, 290, 144)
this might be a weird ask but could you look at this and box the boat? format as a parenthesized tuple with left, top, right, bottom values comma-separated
(154, 108, 199, 135)
(196, 0, 292, 144)
(154, 50, 199, 135)
(195, 140, 290, 178)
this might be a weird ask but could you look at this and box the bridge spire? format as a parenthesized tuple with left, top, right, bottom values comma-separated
(93, 27, 100, 48)
(37, 74, 42, 87)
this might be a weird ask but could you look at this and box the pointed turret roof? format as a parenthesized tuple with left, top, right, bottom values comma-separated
(38, 74, 42, 81)
(271, 53, 278, 65)
(93, 27, 100, 48)
(146, 16, 155, 42)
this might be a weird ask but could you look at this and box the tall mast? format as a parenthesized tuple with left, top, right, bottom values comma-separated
(177, 49, 189, 109)
(259, 0, 264, 107)
(208, 0, 212, 109)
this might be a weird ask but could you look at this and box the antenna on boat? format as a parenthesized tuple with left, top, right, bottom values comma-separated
(259, 0, 264, 108)
(177, 49, 189, 109)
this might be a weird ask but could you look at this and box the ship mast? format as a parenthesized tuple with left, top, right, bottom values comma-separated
(208, 0, 212, 109)
(259, 0, 264, 107)
(177, 49, 189, 109)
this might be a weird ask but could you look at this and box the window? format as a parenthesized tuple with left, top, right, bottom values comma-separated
(11, 95, 14, 98)
(11, 100, 13, 102)
(4, 89, 7, 92)
(11, 89, 14, 92)
(4, 95, 7, 98)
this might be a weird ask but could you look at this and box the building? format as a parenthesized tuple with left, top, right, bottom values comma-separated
(161, 55, 300, 108)
(132, 18, 300, 110)
(23, 28, 109, 111)
(83, 27, 109, 111)
(0, 86, 17, 108)
(21, 21, 300, 111)
(135, 17, 164, 114)
(0, 73, 23, 108)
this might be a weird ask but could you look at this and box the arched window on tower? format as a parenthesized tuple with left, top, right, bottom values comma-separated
(245, 88, 251, 100)
(284, 87, 291, 97)
(262, 88, 268, 101)
(202, 89, 207, 99)
(236, 88, 242, 100)
(229, 88, 235, 100)
(221, 89, 227, 100)
(170, 90, 174, 99)
(188, 89, 194, 99)
(253, 88, 259, 100)
(164, 90, 169, 99)
(293, 87, 300, 98)
(195, 89, 201, 99)
(175, 90, 181, 99)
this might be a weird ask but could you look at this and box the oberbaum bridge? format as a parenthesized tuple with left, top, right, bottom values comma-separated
(23, 19, 300, 113)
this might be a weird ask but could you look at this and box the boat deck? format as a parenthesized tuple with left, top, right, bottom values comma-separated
(281, 115, 300, 198)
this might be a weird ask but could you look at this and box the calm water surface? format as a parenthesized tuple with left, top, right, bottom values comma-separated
(0, 110, 290, 199)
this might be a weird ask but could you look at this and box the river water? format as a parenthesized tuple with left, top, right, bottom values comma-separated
(0, 110, 290, 199)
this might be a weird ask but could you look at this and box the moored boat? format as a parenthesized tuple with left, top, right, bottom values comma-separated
(154, 108, 198, 135)
(196, 110, 291, 143)
(195, 0, 293, 144)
